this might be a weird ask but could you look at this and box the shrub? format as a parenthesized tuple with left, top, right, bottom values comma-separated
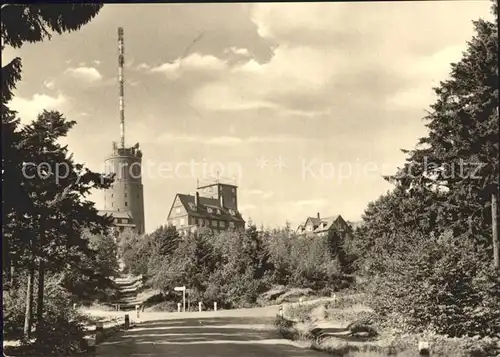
(286, 303, 317, 322)
(3, 281, 28, 340)
(367, 232, 500, 338)
(34, 278, 88, 355)
(3, 273, 90, 355)
(149, 300, 178, 312)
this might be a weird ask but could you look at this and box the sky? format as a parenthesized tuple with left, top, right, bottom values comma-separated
(3, 1, 494, 233)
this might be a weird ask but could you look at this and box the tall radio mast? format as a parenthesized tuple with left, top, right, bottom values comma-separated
(118, 27, 125, 148)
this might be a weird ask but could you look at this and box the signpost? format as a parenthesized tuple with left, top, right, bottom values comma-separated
(174, 286, 186, 312)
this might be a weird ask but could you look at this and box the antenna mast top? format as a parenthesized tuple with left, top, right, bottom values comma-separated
(118, 27, 125, 148)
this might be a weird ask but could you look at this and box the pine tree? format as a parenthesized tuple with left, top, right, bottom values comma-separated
(15, 110, 113, 339)
(385, 3, 498, 265)
(1, 4, 105, 339)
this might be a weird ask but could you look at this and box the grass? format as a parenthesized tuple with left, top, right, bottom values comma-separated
(275, 292, 500, 357)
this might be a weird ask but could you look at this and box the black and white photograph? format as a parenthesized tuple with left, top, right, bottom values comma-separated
(2, 1, 499, 356)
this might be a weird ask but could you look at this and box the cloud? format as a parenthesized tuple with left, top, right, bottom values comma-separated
(154, 133, 309, 146)
(292, 199, 328, 207)
(65, 66, 103, 83)
(225, 47, 251, 56)
(43, 80, 56, 90)
(150, 53, 227, 79)
(186, 2, 489, 117)
(239, 204, 257, 211)
(136, 63, 151, 70)
(242, 189, 275, 199)
(10, 93, 68, 123)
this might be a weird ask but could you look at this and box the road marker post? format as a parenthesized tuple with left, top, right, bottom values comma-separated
(124, 314, 130, 329)
(279, 304, 284, 318)
(135, 305, 140, 319)
(95, 321, 104, 343)
(418, 341, 430, 356)
(214, 302, 217, 311)
(177, 303, 181, 312)
(199, 302, 202, 312)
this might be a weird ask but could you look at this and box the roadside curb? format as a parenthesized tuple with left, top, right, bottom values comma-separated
(82, 317, 139, 355)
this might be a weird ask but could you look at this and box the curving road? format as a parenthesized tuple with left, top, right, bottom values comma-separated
(96, 307, 329, 357)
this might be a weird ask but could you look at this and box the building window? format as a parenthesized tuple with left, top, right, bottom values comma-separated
(207, 207, 213, 214)
(176, 207, 181, 214)
(180, 218, 185, 226)
(216, 209, 221, 215)
(220, 221, 226, 228)
(125, 202, 128, 206)
(122, 218, 127, 223)
(112, 203, 114, 207)
(229, 209, 236, 216)
(124, 192, 128, 198)
(232, 197, 236, 204)
(211, 220, 218, 227)
(111, 193, 114, 198)
(229, 222, 235, 228)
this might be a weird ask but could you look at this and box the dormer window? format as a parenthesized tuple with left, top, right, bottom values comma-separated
(188, 202, 197, 210)
(216, 209, 221, 215)
(229, 209, 236, 216)
(207, 207, 213, 214)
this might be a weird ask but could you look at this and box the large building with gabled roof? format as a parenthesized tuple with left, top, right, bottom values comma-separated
(166, 181, 246, 234)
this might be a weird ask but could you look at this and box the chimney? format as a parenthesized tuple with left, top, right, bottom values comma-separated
(195, 191, 199, 208)
(317, 212, 320, 219)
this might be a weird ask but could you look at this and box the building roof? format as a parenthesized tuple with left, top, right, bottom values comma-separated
(172, 194, 245, 224)
(297, 214, 349, 234)
(313, 216, 339, 233)
(99, 210, 133, 220)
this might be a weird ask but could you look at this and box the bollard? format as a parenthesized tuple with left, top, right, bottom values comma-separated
(124, 314, 130, 329)
(279, 304, 284, 318)
(177, 303, 181, 312)
(141, 305, 145, 312)
(214, 302, 217, 311)
(199, 302, 202, 312)
(95, 321, 104, 343)
(73, 303, 77, 309)
(86, 335, 96, 352)
(135, 305, 140, 319)
(418, 341, 430, 356)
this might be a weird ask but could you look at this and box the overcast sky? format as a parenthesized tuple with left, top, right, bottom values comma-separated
(3, 2, 493, 232)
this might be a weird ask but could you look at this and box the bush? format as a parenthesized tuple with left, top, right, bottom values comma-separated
(34, 278, 88, 355)
(367, 232, 500, 338)
(3, 281, 27, 340)
(3, 273, 89, 355)
(149, 300, 179, 312)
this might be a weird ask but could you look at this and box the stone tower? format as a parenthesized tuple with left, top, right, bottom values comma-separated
(103, 142, 145, 235)
(100, 27, 145, 235)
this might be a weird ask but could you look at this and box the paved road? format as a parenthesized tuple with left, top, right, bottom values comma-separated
(93, 298, 339, 356)
(96, 315, 328, 357)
